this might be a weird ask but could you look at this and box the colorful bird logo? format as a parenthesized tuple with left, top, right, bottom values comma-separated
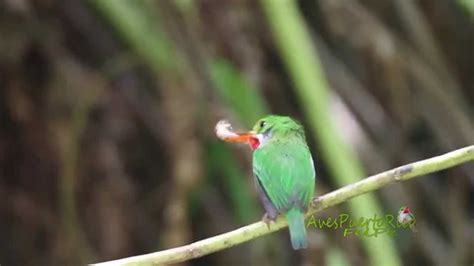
(398, 206, 417, 232)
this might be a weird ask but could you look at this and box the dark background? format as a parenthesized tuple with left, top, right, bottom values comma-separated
(0, 0, 473, 265)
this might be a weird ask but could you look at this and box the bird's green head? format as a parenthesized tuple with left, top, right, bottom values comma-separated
(252, 115, 302, 134)
(250, 115, 306, 146)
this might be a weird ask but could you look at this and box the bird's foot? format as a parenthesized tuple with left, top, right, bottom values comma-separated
(262, 212, 277, 230)
(310, 197, 319, 207)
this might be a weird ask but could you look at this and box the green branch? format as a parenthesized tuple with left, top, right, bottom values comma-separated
(91, 145, 474, 266)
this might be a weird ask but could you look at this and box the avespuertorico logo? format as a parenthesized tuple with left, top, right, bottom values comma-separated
(306, 206, 417, 237)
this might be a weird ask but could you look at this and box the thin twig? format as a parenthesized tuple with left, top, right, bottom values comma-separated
(92, 145, 473, 266)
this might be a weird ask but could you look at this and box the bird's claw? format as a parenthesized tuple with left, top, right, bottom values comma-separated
(262, 213, 277, 230)
(311, 197, 321, 208)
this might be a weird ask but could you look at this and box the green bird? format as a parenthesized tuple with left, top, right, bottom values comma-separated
(222, 115, 316, 249)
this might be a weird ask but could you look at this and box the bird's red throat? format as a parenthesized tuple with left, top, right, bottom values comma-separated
(249, 137, 260, 150)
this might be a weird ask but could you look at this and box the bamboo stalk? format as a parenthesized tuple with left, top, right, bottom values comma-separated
(259, 0, 401, 265)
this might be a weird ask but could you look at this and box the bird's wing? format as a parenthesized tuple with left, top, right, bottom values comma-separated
(253, 141, 315, 212)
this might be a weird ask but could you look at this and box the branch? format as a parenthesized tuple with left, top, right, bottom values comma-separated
(92, 145, 473, 266)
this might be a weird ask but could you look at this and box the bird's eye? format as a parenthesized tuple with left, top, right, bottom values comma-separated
(260, 120, 266, 128)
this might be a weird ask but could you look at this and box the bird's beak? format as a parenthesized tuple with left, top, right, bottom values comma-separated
(223, 131, 256, 143)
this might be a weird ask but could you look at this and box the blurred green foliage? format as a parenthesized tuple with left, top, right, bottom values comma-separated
(209, 59, 269, 127)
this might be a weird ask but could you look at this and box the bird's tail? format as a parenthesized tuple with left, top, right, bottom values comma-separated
(285, 208, 307, 250)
